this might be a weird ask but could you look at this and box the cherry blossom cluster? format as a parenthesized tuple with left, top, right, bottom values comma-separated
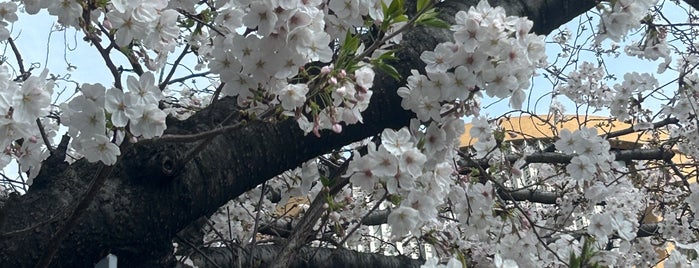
(61, 72, 166, 165)
(20, 0, 179, 71)
(609, 72, 658, 122)
(554, 128, 647, 244)
(0, 2, 17, 41)
(440, 120, 657, 266)
(0, 66, 54, 182)
(662, 71, 699, 159)
(555, 61, 611, 109)
(22, 0, 82, 26)
(345, 117, 465, 238)
(192, 0, 389, 135)
(22, 0, 180, 65)
(295, 65, 376, 136)
(596, 0, 659, 42)
(398, 0, 547, 121)
(105, 1, 180, 69)
(625, 34, 672, 73)
(557, 65, 661, 130)
(467, 116, 497, 158)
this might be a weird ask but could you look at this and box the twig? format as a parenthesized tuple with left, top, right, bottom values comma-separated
(602, 117, 679, 140)
(248, 182, 267, 265)
(159, 44, 191, 90)
(7, 37, 28, 80)
(0, 216, 60, 239)
(35, 119, 54, 154)
(204, 220, 238, 257)
(94, 23, 144, 76)
(157, 121, 247, 143)
(175, 107, 276, 173)
(85, 34, 122, 89)
(270, 157, 351, 268)
(210, 83, 224, 105)
(174, 234, 222, 268)
(336, 193, 387, 246)
(177, 9, 226, 36)
(166, 71, 212, 86)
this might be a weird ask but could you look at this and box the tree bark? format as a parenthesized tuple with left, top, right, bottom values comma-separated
(0, 0, 600, 267)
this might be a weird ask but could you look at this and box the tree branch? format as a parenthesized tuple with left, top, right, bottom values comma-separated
(461, 148, 675, 172)
(159, 44, 192, 90)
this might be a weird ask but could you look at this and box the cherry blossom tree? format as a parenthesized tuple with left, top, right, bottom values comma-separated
(0, 0, 698, 267)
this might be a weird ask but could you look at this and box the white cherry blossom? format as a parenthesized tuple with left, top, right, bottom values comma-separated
(12, 69, 52, 123)
(79, 134, 121, 166)
(387, 206, 420, 238)
(381, 128, 413, 155)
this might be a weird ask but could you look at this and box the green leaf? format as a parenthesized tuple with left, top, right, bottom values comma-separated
(417, 0, 428, 12)
(377, 51, 398, 61)
(320, 174, 331, 187)
(341, 30, 360, 55)
(420, 17, 450, 29)
(393, 14, 409, 23)
(569, 252, 581, 268)
(415, 9, 449, 29)
(417, 0, 429, 12)
(373, 60, 401, 81)
(386, 0, 405, 18)
(335, 31, 361, 70)
(389, 194, 402, 205)
(381, 0, 389, 16)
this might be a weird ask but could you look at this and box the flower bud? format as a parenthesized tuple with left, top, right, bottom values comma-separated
(103, 18, 112, 31)
(321, 65, 332, 74)
(312, 125, 321, 138)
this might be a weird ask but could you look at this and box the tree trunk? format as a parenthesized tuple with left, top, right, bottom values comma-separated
(0, 0, 598, 267)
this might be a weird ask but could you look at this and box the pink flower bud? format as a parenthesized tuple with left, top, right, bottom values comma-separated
(329, 77, 337, 85)
(312, 115, 321, 137)
(332, 123, 342, 133)
(312, 125, 321, 138)
(321, 65, 332, 74)
(339, 69, 346, 78)
(103, 19, 112, 31)
(28, 136, 38, 143)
